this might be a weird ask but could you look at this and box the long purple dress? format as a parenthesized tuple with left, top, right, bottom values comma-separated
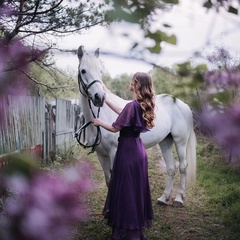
(103, 100, 153, 240)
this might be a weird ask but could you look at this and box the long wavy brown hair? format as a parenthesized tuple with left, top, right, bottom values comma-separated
(131, 72, 156, 128)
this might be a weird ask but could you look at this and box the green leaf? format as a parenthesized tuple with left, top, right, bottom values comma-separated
(147, 44, 162, 53)
(1, 154, 39, 178)
(214, 91, 231, 104)
(146, 30, 176, 46)
(188, 72, 205, 89)
(176, 62, 191, 77)
(163, 23, 172, 28)
(203, 0, 213, 9)
(228, 6, 238, 15)
(191, 98, 201, 109)
(164, 34, 177, 45)
(195, 64, 208, 72)
(146, 30, 161, 41)
(162, 0, 179, 4)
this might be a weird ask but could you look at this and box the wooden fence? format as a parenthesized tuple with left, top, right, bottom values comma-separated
(0, 96, 81, 166)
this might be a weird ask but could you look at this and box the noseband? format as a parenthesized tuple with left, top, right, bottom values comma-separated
(78, 72, 102, 98)
(75, 72, 102, 154)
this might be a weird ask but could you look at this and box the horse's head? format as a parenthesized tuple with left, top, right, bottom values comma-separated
(77, 45, 105, 107)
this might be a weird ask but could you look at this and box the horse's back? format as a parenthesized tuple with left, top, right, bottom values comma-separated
(141, 94, 193, 148)
(156, 94, 193, 126)
(100, 93, 193, 149)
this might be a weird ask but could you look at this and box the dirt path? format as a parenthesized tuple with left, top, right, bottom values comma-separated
(75, 147, 232, 240)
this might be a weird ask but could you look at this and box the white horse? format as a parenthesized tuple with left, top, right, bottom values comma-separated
(75, 45, 196, 207)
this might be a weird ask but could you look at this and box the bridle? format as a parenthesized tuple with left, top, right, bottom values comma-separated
(75, 71, 102, 154)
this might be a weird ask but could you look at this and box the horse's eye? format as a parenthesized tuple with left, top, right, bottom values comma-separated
(81, 69, 86, 74)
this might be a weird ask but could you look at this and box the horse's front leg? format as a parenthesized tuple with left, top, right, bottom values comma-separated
(96, 152, 112, 186)
(157, 136, 175, 205)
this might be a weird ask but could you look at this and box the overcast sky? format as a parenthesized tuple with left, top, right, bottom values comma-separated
(54, 0, 240, 77)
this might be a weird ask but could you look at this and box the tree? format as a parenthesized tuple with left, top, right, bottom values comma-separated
(1, 0, 106, 42)
(29, 62, 79, 98)
(150, 67, 191, 98)
(0, 0, 107, 95)
(0, 0, 179, 95)
(111, 73, 133, 99)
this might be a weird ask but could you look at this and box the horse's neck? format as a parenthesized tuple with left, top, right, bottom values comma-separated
(108, 91, 130, 109)
(80, 95, 98, 121)
(80, 92, 129, 122)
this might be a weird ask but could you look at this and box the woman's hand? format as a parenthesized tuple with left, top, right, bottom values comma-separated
(92, 118, 103, 127)
(92, 118, 120, 132)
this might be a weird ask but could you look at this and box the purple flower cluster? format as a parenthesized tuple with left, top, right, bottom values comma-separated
(203, 48, 240, 92)
(204, 69, 240, 91)
(199, 48, 240, 161)
(0, 3, 15, 17)
(0, 161, 93, 240)
(199, 104, 240, 160)
(0, 39, 43, 94)
(206, 48, 231, 66)
(0, 2, 43, 99)
(0, 3, 44, 130)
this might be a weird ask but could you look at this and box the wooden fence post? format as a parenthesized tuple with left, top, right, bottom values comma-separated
(0, 96, 81, 167)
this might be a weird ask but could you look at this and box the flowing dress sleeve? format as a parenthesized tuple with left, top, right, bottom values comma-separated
(112, 100, 149, 133)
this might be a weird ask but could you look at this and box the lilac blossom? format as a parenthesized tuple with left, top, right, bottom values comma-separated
(203, 47, 240, 91)
(0, 38, 42, 122)
(0, 161, 93, 240)
(0, 39, 43, 95)
(204, 69, 240, 91)
(207, 48, 230, 61)
(206, 47, 232, 69)
(0, 4, 15, 17)
(197, 48, 240, 162)
(199, 104, 240, 160)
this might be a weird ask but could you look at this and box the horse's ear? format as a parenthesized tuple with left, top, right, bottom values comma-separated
(94, 48, 100, 58)
(77, 45, 84, 60)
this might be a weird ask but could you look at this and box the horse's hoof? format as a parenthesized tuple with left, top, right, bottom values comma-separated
(172, 201, 183, 208)
(157, 200, 167, 206)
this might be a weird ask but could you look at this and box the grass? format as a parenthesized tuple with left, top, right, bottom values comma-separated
(196, 135, 240, 239)
(49, 136, 240, 240)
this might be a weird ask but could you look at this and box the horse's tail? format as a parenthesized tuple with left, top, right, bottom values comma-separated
(186, 127, 197, 188)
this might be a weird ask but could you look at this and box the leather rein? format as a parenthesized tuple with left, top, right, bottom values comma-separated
(75, 72, 102, 154)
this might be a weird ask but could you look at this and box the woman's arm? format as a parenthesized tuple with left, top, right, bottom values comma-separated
(105, 96, 123, 115)
(92, 118, 120, 132)
(103, 85, 125, 115)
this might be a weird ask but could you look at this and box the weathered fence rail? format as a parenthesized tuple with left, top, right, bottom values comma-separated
(0, 96, 45, 155)
(55, 98, 75, 149)
(0, 96, 80, 166)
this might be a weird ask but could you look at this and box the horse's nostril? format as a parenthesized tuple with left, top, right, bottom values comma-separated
(95, 93, 100, 102)
(94, 93, 104, 107)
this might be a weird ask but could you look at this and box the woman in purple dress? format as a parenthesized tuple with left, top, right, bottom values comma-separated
(93, 72, 156, 240)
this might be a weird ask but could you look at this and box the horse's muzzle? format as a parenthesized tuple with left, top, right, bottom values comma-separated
(92, 92, 105, 107)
